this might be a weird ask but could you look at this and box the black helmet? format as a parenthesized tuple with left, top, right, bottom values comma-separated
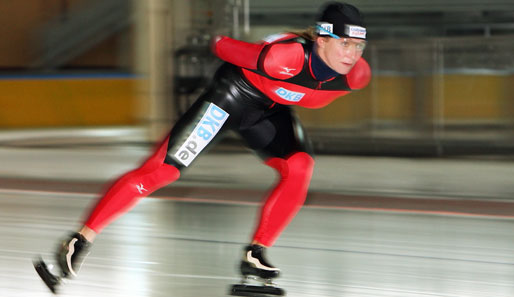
(316, 2, 366, 40)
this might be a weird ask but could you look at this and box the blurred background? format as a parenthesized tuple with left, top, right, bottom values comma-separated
(0, 1, 514, 297)
(0, 0, 513, 155)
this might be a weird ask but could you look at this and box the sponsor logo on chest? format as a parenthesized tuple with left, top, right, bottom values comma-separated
(274, 87, 305, 102)
(173, 103, 229, 167)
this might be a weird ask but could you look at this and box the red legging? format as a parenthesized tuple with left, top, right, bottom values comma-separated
(84, 138, 313, 247)
(85, 137, 180, 233)
(253, 152, 315, 247)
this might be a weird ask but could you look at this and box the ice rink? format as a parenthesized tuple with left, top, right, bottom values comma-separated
(0, 128, 513, 297)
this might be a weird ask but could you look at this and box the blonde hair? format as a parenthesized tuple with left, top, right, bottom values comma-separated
(288, 26, 318, 41)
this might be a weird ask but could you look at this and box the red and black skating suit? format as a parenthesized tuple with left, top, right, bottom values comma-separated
(213, 33, 370, 108)
(84, 33, 371, 247)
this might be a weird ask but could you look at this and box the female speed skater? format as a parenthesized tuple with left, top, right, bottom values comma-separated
(34, 2, 371, 295)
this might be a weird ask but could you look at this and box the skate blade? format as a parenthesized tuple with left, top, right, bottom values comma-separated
(230, 284, 285, 297)
(33, 256, 61, 294)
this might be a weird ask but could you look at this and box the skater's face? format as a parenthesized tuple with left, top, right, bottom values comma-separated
(315, 36, 366, 75)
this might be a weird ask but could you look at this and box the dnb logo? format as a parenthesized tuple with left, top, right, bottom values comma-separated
(275, 87, 305, 102)
(173, 103, 229, 166)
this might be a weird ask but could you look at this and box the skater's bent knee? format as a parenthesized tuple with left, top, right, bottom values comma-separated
(265, 152, 314, 179)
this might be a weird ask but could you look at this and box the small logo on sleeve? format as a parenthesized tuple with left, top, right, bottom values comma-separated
(279, 67, 296, 77)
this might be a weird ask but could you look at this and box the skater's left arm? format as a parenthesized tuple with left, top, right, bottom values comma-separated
(211, 36, 265, 70)
(212, 35, 304, 79)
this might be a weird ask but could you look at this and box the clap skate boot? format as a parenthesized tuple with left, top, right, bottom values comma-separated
(33, 232, 91, 294)
(230, 245, 285, 296)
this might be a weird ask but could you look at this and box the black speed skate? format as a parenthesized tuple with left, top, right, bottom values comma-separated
(33, 232, 91, 294)
(230, 245, 285, 296)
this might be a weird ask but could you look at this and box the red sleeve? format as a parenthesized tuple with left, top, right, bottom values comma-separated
(346, 58, 371, 90)
(211, 35, 265, 69)
(211, 34, 304, 78)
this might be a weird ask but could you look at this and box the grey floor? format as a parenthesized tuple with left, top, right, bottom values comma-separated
(0, 128, 513, 297)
